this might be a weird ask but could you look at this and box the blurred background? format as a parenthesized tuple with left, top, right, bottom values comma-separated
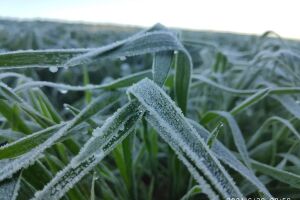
(1, 0, 300, 39)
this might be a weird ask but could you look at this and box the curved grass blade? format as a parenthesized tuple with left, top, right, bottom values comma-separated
(14, 70, 152, 92)
(128, 78, 243, 198)
(192, 75, 300, 96)
(207, 122, 223, 148)
(0, 171, 21, 200)
(0, 83, 54, 127)
(0, 49, 91, 69)
(201, 111, 251, 169)
(0, 129, 25, 141)
(189, 119, 272, 198)
(65, 31, 184, 67)
(252, 160, 300, 189)
(0, 123, 64, 159)
(152, 51, 173, 86)
(247, 116, 300, 148)
(230, 89, 270, 115)
(33, 101, 143, 200)
(192, 74, 257, 95)
(0, 92, 119, 159)
(200, 88, 271, 129)
(0, 24, 180, 71)
(272, 95, 300, 119)
(180, 185, 201, 200)
(29, 89, 62, 123)
(0, 100, 31, 134)
(0, 92, 119, 180)
(174, 52, 192, 114)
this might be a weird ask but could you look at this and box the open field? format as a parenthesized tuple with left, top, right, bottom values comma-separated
(0, 19, 300, 200)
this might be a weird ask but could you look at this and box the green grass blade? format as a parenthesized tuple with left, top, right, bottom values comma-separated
(0, 83, 54, 127)
(128, 78, 243, 199)
(14, 70, 152, 92)
(230, 89, 270, 115)
(152, 51, 173, 86)
(0, 123, 64, 159)
(272, 95, 300, 119)
(247, 116, 300, 148)
(252, 160, 300, 189)
(0, 129, 25, 141)
(174, 52, 192, 114)
(192, 74, 257, 95)
(33, 101, 143, 200)
(201, 111, 251, 169)
(0, 49, 90, 69)
(189, 119, 272, 198)
(0, 100, 31, 134)
(180, 185, 201, 200)
(0, 171, 21, 200)
(207, 122, 223, 148)
(0, 92, 119, 180)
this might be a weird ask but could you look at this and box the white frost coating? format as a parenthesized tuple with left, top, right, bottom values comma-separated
(0, 169, 21, 200)
(152, 51, 173, 86)
(0, 93, 117, 181)
(0, 122, 64, 152)
(145, 114, 219, 200)
(33, 153, 104, 200)
(272, 95, 300, 119)
(209, 111, 252, 169)
(71, 102, 139, 165)
(189, 119, 272, 198)
(13, 70, 152, 92)
(0, 72, 29, 81)
(65, 31, 184, 68)
(0, 24, 176, 70)
(0, 129, 25, 140)
(0, 48, 92, 69)
(128, 78, 243, 198)
(0, 48, 92, 56)
(33, 102, 143, 200)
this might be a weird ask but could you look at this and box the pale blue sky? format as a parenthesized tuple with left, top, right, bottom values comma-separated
(1, 0, 300, 39)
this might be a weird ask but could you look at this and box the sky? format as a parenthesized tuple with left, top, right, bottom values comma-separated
(1, 0, 300, 39)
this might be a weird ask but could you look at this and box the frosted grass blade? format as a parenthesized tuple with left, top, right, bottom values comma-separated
(0, 171, 21, 200)
(252, 160, 300, 189)
(201, 111, 251, 169)
(180, 185, 201, 200)
(128, 78, 243, 198)
(14, 70, 152, 92)
(174, 52, 192, 114)
(0, 49, 90, 69)
(247, 116, 300, 148)
(272, 95, 300, 119)
(0, 92, 119, 180)
(152, 51, 173, 86)
(33, 101, 143, 200)
(0, 83, 54, 127)
(189, 119, 272, 198)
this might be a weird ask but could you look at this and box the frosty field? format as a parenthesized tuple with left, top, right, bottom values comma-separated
(0, 20, 299, 200)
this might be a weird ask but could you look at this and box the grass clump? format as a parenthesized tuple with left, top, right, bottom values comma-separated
(0, 20, 299, 199)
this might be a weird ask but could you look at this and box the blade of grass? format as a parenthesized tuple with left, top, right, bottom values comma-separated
(33, 101, 144, 200)
(189, 119, 272, 198)
(128, 78, 243, 199)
